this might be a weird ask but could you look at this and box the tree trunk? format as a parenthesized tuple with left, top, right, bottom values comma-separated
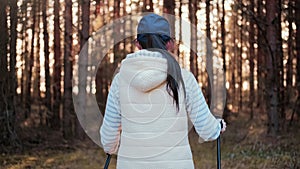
(189, 0, 198, 79)
(286, 0, 293, 100)
(63, 0, 74, 139)
(143, 0, 153, 12)
(95, 0, 105, 112)
(35, 0, 41, 123)
(256, 0, 266, 111)
(22, 1, 30, 117)
(9, 0, 19, 147)
(206, 0, 213, 105)
(220, 0, 229, 119)
(113, 0, 120, 70)
(178, 0, 182, 65)
(231, 3, 238, 112)
(0, 0, 9, 146)
(77, 0, 90, 140)
(42, 0, 51, 126)
(26, 0, 37, 118)
(163, 0, 175, 38)
(9, 0, 18, 113)
(296, 0, 300, 117)
(266, 0, 279, 135)
(52, 0, 61, 130)
(239, 10, 243, 112)
(276, 0, 285, 128)
(249, 0, 255, 119)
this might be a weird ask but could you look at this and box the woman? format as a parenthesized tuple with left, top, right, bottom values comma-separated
(100, 13, 226, 169)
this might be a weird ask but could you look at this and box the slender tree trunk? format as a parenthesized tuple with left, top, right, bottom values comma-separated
(9, 0, 17, 113)
(231, 3, 237, 112)
(77, 0, 90, 140)
(296, 0, 300, 117)
(206, 0, 213, 105)
(276, 0, 285, 128)
(35, 0, 41, 123)
(249, 0, 255, 119)
(239, 10, 243, 113)
(178, 0, 182, 65)
(63, 0, 74, 139)
(286, 0, 293, 100)
(23, 3, 30, 117)
(95, 0, 104, 112)
(0, 0, 9, 146)
(52, 0, 61, 130)
(163, 0, 176, 53)
(266, 0, 279, 135)
(113, 0, 120, 70)
(221, 0, 226, 74)
(189, 0, 198, 79)
(42, 0, 51, 126)
(36, 0, 41, 99)
(9, 0, 19, 147)
(20, 2, 26, 113)
(163, 0, 175, 38)
(26, 0, 37, 118)
(256, 0, 266, 111)
(220, 0, 229, 119)
(143, 0, 153, 12)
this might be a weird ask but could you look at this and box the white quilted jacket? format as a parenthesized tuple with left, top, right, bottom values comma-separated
(100, 49, 221, 169)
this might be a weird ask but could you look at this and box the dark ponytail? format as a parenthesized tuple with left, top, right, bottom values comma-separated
(137, 34, 186, 111)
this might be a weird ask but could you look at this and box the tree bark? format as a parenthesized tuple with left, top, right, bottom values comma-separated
(266, 0, 279, 135)
(276, 0, 285, 127)
(63, 0, 74, 139)
(35, 1, 41, 123)
(231, 3, 238, 112)
(249, 0, 255, 119)
(42, 0, 51, 126)
(220, 0, 229, 119)
(0, 0, 9, 146)
(295, 0, 300, 117)
(113, 0, 120, 70)
(286, 0, 293, 96)
(52, 0, 61, 130)
(22, 1, 30, 118)
(256, 0, 266, 111)
(77, 0, 90, 140)
(26, 0, 37, 118)
(9, 0, 19, 147)
(178, 0, 182, 65)
(163, 0, 175, 38)
(143, 0, 153, 12)
(189, 0, 198, 79)
(239, 9, 243, 112)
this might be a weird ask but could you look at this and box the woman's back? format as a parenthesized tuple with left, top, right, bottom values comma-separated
(100, 13, 225, 169)
(117, 50, 194, 168)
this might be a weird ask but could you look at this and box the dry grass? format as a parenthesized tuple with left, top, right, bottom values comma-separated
(1, 114, 299, 169)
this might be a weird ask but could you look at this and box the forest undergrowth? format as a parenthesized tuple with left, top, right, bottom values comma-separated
(1, 109, 299, 169)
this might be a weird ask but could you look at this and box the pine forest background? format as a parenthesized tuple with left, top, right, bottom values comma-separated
(0, 0, 300, 168)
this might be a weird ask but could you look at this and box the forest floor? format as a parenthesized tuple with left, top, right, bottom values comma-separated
(1, 112, 299, 169)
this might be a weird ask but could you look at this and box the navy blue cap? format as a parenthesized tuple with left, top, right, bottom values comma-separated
(137, 13, 171, 37)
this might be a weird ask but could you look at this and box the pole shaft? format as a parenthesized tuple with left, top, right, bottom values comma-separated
(104, 154, 111, 169)
(217, 135, 221, 169)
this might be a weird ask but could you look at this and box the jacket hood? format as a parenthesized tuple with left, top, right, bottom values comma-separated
(120, 50, 168, 92)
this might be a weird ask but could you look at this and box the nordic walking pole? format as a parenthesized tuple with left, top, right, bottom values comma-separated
(217, 135, 221, 169)
(217, 121, 223, 169)
(104, 154, 111, 169)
